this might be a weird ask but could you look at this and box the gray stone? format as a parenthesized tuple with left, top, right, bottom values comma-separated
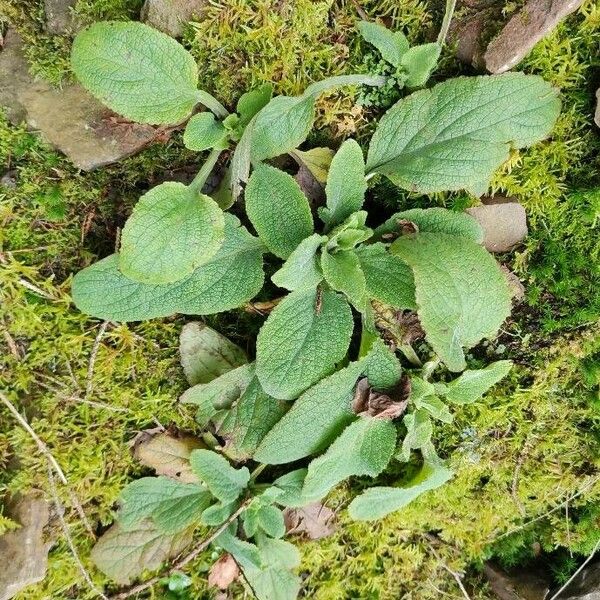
(0, 491, 51, 600)
(484, 0, 584, 73)
(484, 562, 551, 600)
(141, 0, 206, 38)
(595, 88, 600, 128)
(466, 196, 528, 252)
(0, 170, 17, 189)
(0, 31, 159, 170)
(44, 0, 77, 35)
(557, 561, 600, 599)
(450, 10, 493, 68)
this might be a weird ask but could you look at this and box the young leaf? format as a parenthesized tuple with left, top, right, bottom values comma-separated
(189, 449, 250, 504)
(302, 416, 397, 502)
(179, 322, 248, 386)
(325, 211, 373, 251)
(375, 207, 483, 243)
(257, 504, 286, 538)
(72, 214, 264, 322)
(118, 477, 210, 533)
(237, 83, 274, 128)
(321, 139, 367, 228)
(401, 43, 441, 88)
(391, 233, 511, 372)
(245, 164, 314, 259)
(348, 460, 453, 520)
(355, 243, 416, 310)
(321, 248, 367, 309)
(267, 469, 309, 508)
(366, 73, 561, 194)
(119, 182, 224, 285)
(256, 535, 301, 570)
(256, 288, 354, 400)
(271, 234, 326, 292)
(202, 501, 239, 526)
(399, 409, 433, 462)
(220, 376, 288, 460)
(183, 112, 228, 151)
(414, 395, 452, 423)
(71, 22, 199, 125)
(362, 338, 402, 390)
(443, 360, 513, 404)
(91, 520, 193, 584)
(291, 147, 334, 184)
(255, 361, 365, 464)
(358, 21, 409, 68)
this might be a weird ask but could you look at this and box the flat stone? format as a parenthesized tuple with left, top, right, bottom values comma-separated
(450, 10, 493, 68)
(557, 561, 600, 599)
(484, 562, 551, 600)
(0, 491, 51, 600)
(484, 0, 584, 73)
(44, 0, 77, 34)
(141, 0, 206, 38)
(0, 31, 160, 170)
(467, 197, 528, 252)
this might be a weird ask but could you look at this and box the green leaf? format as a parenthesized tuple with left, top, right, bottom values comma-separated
(257, 536, 301, 570)
(375, 207, 483, 243)
(72, 214, 264, 322)
(179, 321, 248, 386)
(391, 233, 511, 371)
(355, 243, 416, 310)
(321, 140, 366, 228)
(348, 460, 453, 520)
(363, 338, 402, 390)
(119, 182, 224, 285)
(291, 147, 334, 184)
(267, 469, 309, 508)
(220, 376, 288, 460)
(118, 477, 210, 533)
(216, 529, 262, 569)
(408, 376, 436, 403)
(91, 520, 193, 584)
(256, 288, 354, 400)
(201, 501, 238, 526)
(271, 234, 326, 292)
(189, 449, 249, 504)
(443, 360, 513, 404)
(183, 112, 228, 151)
(245, 164, 314, 259)
(256, 504, 286, 538)
(302, 416, 396, 502)
(400, 409, 433, 462)
(366, 73, 561, 194)
(325, 211, 373, 252)
(414, 395, 452, 423)
(71, 22, 199, 125)
(321, 248, 367, 309)
(358, 20, 409, 68)
(255, 361, 365, 464)
(401, 43, 441, 88)
(237, 83, 274, 128)
(180, 364, 253, 425)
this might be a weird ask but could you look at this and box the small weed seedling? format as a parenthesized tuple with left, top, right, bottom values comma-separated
(69, 17, 560, 599)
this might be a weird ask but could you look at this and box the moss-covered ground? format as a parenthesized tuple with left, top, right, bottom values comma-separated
(0, 0, 599, 598)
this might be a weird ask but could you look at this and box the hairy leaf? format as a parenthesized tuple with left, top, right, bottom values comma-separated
(321, 140, 366, 228)
(256, 288, 354, 400)
(189, 450, 249, 504)
(321, 249, 367, 309)
(291, 148, 334, 184)
(119, 183, 224, 284)
(367, 73, 560, 194)
(358, 21, 409, 67)
(400, 409, 433, 462)
(72, 22, 199, 125)
(355, 243, 416, 309)
(271, 234, 326, 291)
(237, 83, 273, 128)
(443, 360, 513, 404)
(118, 477, 210, 533)
(201, 501, 238, 526)
(267, 469, 309, 508)
(414, 395, 452, 423)
(255, 361, 364, 464)
(391, 233, 511, 371)
(72, 214, 264, 321)
(348, 461, 453, 520)
(302, 416, 396, 501)
(401, 43, 441, 88)
(363, 338, 402, 390)
(245, 164, 313, 259)
(183, 112, 228, 151)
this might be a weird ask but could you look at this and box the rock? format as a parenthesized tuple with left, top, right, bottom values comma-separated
(501, 266, 526, 303)
(484, 0, 584, 73)
(0, 491, 52, 600)
(595, 89, 600, 128)
(484, 562, 551, 600)
(141, 0, 206, 38)
(44, 0, 77, 35)
(466, 197, 528, 252)
(0, 170, 17, 189)
(450, 8, 500, 68)
(556, 560, 600, 599)
(0, 31, 160, 170)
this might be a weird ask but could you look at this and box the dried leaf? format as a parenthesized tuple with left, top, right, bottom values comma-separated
(283, 502, 335, 540)
(132, 430, 205, 483)
(208, 553, 240, 590)
(352, 376, 410, 419)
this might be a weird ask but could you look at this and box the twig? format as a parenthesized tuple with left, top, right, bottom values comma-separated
(17, 277, 56, 300)
(547, 537, 600, 600)
(2, 327, 22, 359)
(351, 0, 368, 20)
(85, 321, 109, 399)
(511, 440, 530, 517)
(46, 463, 109, 600)
(424, 535, 472, 600)
(110, 501, 250, 600)
(437, 0, 458, 46)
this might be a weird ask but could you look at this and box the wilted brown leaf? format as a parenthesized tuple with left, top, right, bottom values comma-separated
(352, 377, 410, 420)
(208, 553, 240, 590)
(284, 502, 335, 540)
